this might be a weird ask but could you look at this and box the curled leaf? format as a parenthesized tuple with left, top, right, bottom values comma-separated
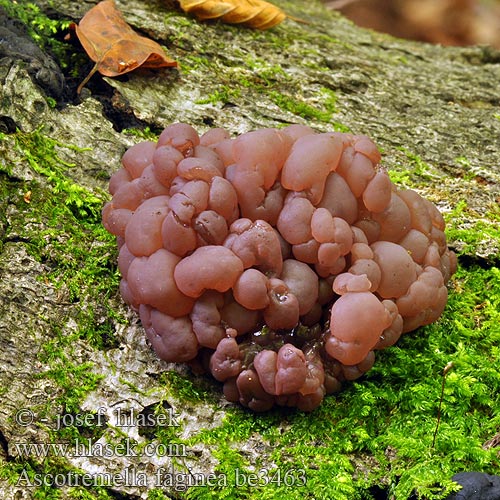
(71, 0, 177, 93)
(179, 0, 287, 29)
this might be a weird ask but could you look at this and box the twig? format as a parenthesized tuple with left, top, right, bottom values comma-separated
(432, 362, 454, 449)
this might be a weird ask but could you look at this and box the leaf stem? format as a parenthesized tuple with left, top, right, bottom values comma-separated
(432, 361, 454, 448)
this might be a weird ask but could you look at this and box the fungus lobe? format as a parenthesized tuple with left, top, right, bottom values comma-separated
(103, 122, 457, 412)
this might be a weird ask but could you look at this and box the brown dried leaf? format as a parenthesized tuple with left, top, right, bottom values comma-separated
(179, 0, 288, 29)
(71, 0, 177, 93)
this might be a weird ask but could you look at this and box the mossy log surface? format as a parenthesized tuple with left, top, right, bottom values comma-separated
(0, 1, 499, 499)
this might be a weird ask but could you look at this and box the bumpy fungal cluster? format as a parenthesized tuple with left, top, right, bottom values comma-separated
(103, 123, 457, 412)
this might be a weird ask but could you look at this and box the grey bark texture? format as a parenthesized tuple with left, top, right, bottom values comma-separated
(0, 0, 499, 498)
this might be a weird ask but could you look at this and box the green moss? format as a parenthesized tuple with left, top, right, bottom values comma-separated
(267, 88, 348, 130)
(39, 356, 103, 416)
(444, 200, 500, 258)
(139, 401, 184, 445)
(13, 129, 102, 218)
(148, 490, 172, 500)
(122, 126, 160, 142)
(0, 0, 73, 69)
(0, 1, 69, 42)
(241, 58, 290, 86)
(388, 148, 438, 187)
(179, 54, 212, 73)
(268, 90, 326, 122)
(164, 10, 195, 26)
(32, 322, 104, 425)
(196, 87, 242, 105)
(7, 128, 122, 320)
(401, 148, 434, 178)
(160, 371, 217, 404)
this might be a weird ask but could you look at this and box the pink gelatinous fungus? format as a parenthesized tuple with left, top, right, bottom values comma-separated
(103, 122, 457, 412)
(263, 278, 300, 330)
(125, 196, 169, 256)
(173, 245, 244, 298)
(326, 291, 392, 365)
(225, 218, 283, 274)
(280, 259, 319, 315)
(209, 336, 241, 382)
(140, 305, 198, 362)
(274, 344, 308, 395)
(281, 133, 342, 203)
(233, 269, 270, 310)
(371, 241, 417, 299)
(121, 141, 156, 179)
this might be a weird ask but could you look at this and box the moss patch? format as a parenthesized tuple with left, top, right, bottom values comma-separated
(0, 128, 126, 497)
(0, 0, 70, 48)
(387, 148, 438, 187)
(0, 0, 75, 75)
(3, 128, 122, 330)
(445, 200, 500, 262)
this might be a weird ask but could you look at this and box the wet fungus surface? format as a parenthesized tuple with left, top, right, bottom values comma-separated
(103, 123, 457, 412)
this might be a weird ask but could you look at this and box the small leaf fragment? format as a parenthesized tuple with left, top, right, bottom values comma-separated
(178, 0, 288, 29)
(71, 0, 177, 92)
